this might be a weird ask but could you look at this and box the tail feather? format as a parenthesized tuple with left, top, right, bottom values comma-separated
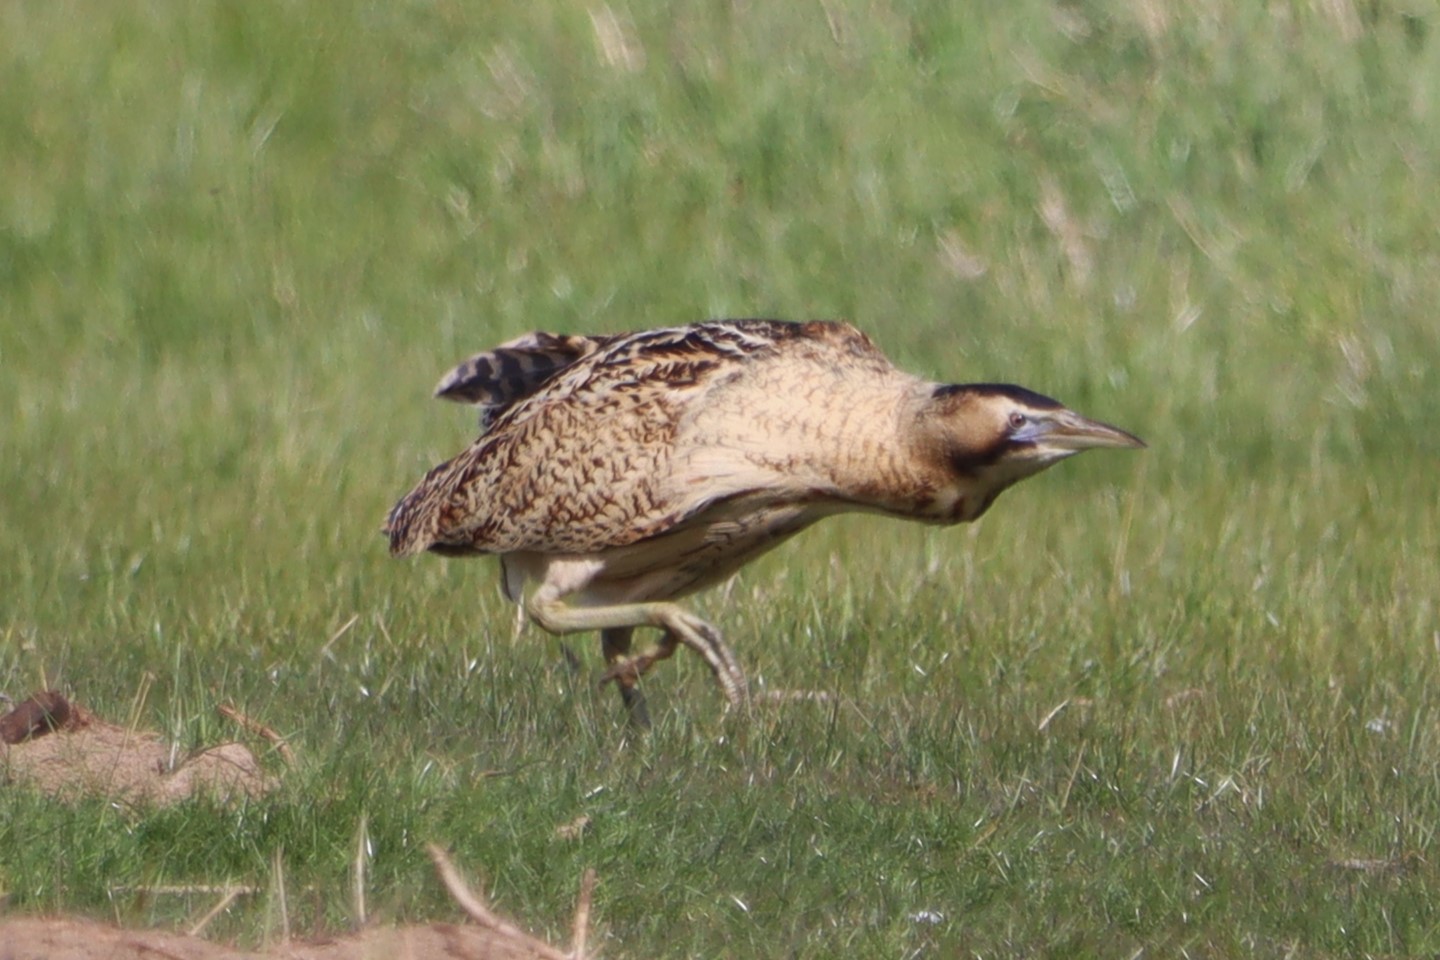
(434, 331, 613, 431)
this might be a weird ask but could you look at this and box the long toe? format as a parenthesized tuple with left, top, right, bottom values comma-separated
(599, 658, 645, 688)
(712, 659, 750, 709)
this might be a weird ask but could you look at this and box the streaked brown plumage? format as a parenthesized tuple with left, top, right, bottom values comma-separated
(386, 319, 1144, 718)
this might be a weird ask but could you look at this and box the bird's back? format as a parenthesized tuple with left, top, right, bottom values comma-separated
(385, 319, 908, 558)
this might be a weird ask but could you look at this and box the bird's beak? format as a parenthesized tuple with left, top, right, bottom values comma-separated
(1031, 409, 1147, 451)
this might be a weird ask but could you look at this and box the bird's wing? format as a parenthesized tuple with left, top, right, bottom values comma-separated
(386, 319, 890, 557)
(432, 331, 617, 431)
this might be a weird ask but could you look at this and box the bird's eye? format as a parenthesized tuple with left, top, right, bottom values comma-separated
(1008, 411, 1027, 430)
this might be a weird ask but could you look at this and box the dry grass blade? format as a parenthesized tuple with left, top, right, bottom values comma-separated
(271, 847, 289, 944)
(111, 885, 260, 896)
(217, 704, 296, 767)
(1038, 698, 1092, 732)
(1058, 741, 1089, 813)
(187, 887, 248, 937)
(319, 613, 360, 658)
(754, 689, 835, 704)
(1037, 698, 1070, 732)
(426, 844, 569, 960)
(352, 813, 368, 928)
(570, 869, 596, 960)
(1329, 853, 1421, 874)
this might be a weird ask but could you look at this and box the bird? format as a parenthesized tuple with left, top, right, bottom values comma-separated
(385, 319, 1144, 721)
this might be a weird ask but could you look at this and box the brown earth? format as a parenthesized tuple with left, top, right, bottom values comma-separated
(0, 917, 566, 960)
(0, 691, 273, 806)
(0, 693, 598, 960)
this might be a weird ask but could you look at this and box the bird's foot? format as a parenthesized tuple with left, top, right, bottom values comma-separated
(598, 653, 662, 690)
(681, 618, 749, 710)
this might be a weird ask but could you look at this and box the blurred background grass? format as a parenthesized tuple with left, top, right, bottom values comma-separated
(2, 1, 1439, 956)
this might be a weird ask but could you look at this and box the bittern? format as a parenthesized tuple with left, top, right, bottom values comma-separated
(385, 319, 1143, 720)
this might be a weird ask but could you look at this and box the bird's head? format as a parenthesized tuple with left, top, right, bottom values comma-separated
(917, 383, 1145, 519)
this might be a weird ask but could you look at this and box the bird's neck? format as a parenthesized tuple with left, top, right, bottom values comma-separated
(758, 379, 988, 524)
(847, 386, 1000, 524)
(683, 372, 995, 524)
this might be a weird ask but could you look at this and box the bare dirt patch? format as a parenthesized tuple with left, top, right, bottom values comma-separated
(0, 691, 273, 806)
(0, 849, 591, 960)
(0, 916, 568, 960)
(0, 695, 601, 959)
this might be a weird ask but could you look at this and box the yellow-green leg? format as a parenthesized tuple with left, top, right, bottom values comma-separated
(526, 596, 748, 708)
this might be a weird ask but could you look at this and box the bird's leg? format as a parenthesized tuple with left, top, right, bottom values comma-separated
(600, 627, 651, 727)
(600, 629, 680, 687)
(526, 597, 748, 708)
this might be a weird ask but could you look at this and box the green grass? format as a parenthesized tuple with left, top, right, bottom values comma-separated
(3, 0, 1439, 955)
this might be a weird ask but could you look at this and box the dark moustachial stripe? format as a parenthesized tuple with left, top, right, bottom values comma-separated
(949, 435, 1011, 476)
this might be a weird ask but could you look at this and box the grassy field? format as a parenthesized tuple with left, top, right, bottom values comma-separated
(3, 0, 1439, 955)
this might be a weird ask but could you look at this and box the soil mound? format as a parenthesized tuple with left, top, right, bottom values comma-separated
(0, 691, 273, 806)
